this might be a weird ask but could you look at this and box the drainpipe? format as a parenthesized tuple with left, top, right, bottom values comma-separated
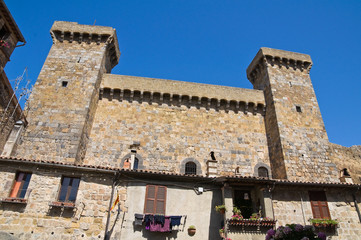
(104, 172, 120, 240)
(353, 187, 361, 223)
(268, 182, 276, 224)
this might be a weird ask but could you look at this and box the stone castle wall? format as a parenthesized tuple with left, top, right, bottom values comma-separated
(83, 74, 270, 175)
(14, 22, 120, 164)
(330, 143, 361, 184)
(247, 48, 339, 182)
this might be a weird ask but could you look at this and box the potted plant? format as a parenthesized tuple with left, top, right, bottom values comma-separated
(219, 227, 225, 238)
(215, 205, 227, 214)
(309, 218, 338, 228)
(188, 225, 196, 236)
(233, 206, 241, 215)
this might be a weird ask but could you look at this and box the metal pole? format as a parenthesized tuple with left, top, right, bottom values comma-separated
(104, 173, 118, 240)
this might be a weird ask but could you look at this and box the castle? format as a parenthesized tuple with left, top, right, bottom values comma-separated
(0, 11, 361, 240)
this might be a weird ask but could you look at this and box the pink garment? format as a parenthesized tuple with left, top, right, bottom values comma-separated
(149, 217, 170, 232)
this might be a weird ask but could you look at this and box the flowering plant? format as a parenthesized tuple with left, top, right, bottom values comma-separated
(309, 218, 338, 226)
(250, 213, 260, 221)
(233, 206, 241, 215)
(265, 224, 326, 240)
(231, 214, 243, 221)
(0, 40, 10, 48)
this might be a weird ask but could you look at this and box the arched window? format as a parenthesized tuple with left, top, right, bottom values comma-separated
(185, 162, 197, 175)
(258, 167, 269, 178)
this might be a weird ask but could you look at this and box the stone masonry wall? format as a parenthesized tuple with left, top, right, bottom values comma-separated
(84, 79, 271, 176)
(273, 187, 361, 240)
(0, 164, 126, 240)
(247, 48, 339, 182)
(329, 143, 361, 184)
(14, 22, 119, 164)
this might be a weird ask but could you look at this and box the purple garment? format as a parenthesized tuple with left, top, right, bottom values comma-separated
(149, 217, 171, 232)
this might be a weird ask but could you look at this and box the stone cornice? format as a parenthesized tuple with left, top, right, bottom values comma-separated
(247, 47, 313, 85)
(100, 74, 266, 114)
(50, 21, 120, 69)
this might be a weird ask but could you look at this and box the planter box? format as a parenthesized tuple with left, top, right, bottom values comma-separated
(49, 201, 75, 208)
(1, 198, 27, 204)
(228, 219, 277, 228)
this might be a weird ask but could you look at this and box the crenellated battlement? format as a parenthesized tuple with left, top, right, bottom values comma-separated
(50, 21, 120, 69)
(247, 47, 312, 89)
(100, 74, 266, 114)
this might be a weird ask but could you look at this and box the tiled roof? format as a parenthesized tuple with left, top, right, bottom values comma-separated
(1, 156, 360, 188)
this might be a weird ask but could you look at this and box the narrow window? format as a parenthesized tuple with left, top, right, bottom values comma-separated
(58, 177, 80, 203)
(258, 167, 269, 178)
(9, 172, 32, 199)
(296, 106, 302, 113)
(185, 162, 197, 175)
(144, 185, 167, 214)
(133, 158, 139, 170)
(309, 191, 331, 219)
(62, 81, 68, 87)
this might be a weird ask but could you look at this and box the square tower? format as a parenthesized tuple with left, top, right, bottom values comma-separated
(14, 21, 120, 163)
(247, 48, 338, 182)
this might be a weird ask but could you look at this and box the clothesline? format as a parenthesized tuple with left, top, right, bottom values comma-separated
(134, 214, 187, 232)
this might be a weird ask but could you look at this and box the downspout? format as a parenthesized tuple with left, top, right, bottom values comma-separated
(299, 192, 306, 225)
(353, 187, 361, 223)
(104, 172, 120, 240)
(269, 182, 276, 224)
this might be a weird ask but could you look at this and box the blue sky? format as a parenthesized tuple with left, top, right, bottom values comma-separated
(4, 0, 361, 147)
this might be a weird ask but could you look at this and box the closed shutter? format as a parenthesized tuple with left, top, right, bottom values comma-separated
(309, 191, 330, 219)
(144, 185, 167, 214)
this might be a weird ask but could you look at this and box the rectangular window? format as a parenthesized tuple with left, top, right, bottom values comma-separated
(58, 177, 80, 203)
(144, 185, 167, 214)
(9, 172, 32, 199)
(309, 191, 331, 219)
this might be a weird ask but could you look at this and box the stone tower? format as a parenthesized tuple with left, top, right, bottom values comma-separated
(14, 21, 120, 163)
(247, 48, 338, 182)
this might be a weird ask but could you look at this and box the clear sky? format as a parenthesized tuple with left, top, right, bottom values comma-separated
(4, 0, 361, 147)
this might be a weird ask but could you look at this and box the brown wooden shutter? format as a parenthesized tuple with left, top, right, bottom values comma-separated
(144, 185, 167, 214)
(309, 191, 330, 219)
(155, 186, 166, 214)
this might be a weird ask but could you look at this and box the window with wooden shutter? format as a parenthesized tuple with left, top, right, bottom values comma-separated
(309, 191, 331, 219)
(9, 172, 32, 199)
(58, 176, 80, 203)
(144, 185, 167, 214)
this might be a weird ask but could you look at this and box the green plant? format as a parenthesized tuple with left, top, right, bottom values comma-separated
(309, 218, 338, 225)
(233, 206, 241, 215)
(188, 225, 196, 230)
(215, 204, 227, 212)
(219, 227, 224, 233)
(250, 213, 260, 220)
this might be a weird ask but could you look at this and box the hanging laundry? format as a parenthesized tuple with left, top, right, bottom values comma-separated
(134, 213, 144, 226)
(170, 216, 182, 229)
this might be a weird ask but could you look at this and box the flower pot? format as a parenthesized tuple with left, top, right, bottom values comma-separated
(219, 209, 225, 214)
(219, 232, 224, 238)
(188, 229, 196, 236)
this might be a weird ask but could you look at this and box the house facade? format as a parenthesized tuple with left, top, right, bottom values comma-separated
(0, 20, 361, 240)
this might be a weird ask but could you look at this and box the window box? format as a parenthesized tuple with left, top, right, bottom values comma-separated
(1, 197, 27, 204)
(228, 218, 277, 227)
(49, 201, 75, 208)
(309, 218, 338, 229)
